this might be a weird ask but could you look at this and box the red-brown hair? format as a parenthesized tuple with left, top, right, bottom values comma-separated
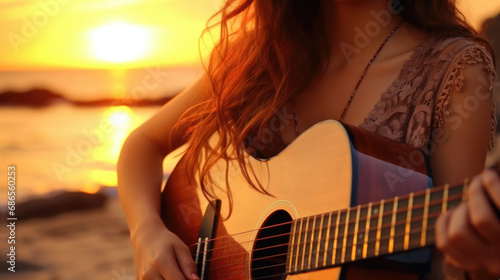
(176, 0, 493, 212)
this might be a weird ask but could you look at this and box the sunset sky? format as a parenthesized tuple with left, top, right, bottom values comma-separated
(0, 0, 222, 70)
(0, 0, 498, 70)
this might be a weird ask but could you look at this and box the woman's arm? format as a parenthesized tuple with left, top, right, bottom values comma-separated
(117, 75, 210, 280)
(426, 55, 500, 279)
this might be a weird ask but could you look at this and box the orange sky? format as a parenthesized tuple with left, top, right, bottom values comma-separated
(0, 0, 222, 70)
(0, 0, 498, 70)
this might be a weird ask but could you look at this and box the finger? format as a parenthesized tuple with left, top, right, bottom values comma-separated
(174, 244, 199, 280)
(156, 254, 189, 280)
(436, 204, 485, 271)
(435, 209, 450, 250)
(142, 268, 165, 280)
(449, 203, 491, 270)
(435, 211, 464, 261)
(481, 170, 500, 213)
(436, 211, 470, 269)
(467, 175, 500, 242)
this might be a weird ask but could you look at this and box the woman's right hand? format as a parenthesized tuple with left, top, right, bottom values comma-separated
(130, 218, 199, 280)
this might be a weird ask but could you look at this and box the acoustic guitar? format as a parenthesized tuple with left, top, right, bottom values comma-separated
(160, 120, 479, 279)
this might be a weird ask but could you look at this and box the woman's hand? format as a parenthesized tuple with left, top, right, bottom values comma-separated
(130, 217, 199, 280)
(435, 169, 500, 279)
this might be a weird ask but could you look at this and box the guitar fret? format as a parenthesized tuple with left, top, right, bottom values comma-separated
(442, 184, 449, 213)
(363, 203, 372, 259)
(375, 200, 384, 256)
(321, 212, 332, 267)
(308, 215, 318, 270)
(314, 214, 324, 269)
(287, 220, 298, 273)
(388, 197, 398, 254)
(426, 186, 444, 247)
(366, 205, 380, 258)
(421, 188, 431, 247)
(394, 197, 408, 252)
(325, 212, 336, 266)
(404, 193, 414, 250)
(409, 193, 424, 250)
(300, 216, 312, 271)
(445, 185, 465, 213)
(332, 210, 342, 265)
(341, 208, 350, 263)
(351, 205, 361, 261)
(294, 218, 304, 272)
(354, 205, 368, 260)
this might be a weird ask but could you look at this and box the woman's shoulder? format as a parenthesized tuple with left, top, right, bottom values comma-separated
(401, 34, 495, 100)
(416, 35, 494, 69)
(361, 34, 496, 149)
(429, 35, 497, 148)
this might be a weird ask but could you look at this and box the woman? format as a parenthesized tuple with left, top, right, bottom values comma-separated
(117, 0, 500, 279)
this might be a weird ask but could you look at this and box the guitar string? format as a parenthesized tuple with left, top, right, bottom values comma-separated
(199, 225, 439, 276)
(192, 211, 442, 272)
(197, 223, 441, 278)
(204, 209, 441, 262)
(209, 210, 440, 264)
(189, 182, 463, 249)
(191, 192, 461, 264)
(195, 199, 448, 261)
(188, 186, 463, 254)
(189, 190, 463, 253)
(199, 251, 289, 274)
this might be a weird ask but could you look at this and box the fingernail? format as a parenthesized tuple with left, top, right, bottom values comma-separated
(191, 273, 200, 280)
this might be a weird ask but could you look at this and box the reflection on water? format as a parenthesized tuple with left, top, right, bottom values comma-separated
(0, 104, 160, 201)
(90, 106, 138, 190)
(92, 106, 135, 166)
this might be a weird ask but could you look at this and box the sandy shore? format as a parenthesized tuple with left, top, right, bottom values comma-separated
(1, 198, 136, 280)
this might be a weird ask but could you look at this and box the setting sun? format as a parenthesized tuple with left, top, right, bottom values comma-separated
(88, 22, 152, 63)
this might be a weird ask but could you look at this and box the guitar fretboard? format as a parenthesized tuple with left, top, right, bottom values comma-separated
(286, 182, 468, 274)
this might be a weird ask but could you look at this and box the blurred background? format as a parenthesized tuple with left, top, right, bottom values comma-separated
(0, 0, 499, 279)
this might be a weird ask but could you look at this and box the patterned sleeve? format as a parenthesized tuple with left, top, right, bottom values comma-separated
(432, 42, 497, 149)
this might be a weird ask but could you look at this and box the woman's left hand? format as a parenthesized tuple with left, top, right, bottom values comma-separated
(435, 169, 500, 279)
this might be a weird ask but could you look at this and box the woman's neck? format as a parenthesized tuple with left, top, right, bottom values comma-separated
(321, 0, 404, 67)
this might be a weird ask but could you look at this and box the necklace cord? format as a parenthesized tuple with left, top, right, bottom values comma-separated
(292, 20, 404, 136)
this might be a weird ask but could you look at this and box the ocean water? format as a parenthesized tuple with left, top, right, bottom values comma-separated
(0, 104, 171, 202)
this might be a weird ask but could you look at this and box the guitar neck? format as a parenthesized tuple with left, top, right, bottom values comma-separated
(286, 181, 469, 274)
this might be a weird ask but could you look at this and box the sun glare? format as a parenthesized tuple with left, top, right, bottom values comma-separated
(88, 22, 152, 63)
(91, 106, 136, 164)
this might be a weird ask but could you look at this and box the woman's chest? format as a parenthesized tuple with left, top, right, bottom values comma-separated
(279, 51, 414, 144)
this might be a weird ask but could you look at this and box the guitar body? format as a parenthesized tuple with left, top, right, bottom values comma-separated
(161, 120, 431, 279)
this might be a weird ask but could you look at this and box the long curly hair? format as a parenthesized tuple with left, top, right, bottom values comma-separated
(175, 0, 492, 213)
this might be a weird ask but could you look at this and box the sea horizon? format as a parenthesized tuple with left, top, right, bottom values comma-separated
(0, 65, 204, 102)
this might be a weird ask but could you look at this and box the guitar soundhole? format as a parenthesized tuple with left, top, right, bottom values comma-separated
(251, 210, 292, 280)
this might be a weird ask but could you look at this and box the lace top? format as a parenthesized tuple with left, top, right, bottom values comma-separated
(359, 35, 497, 150)
(251, 35, 496, 160)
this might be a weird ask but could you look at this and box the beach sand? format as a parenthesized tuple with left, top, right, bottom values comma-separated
(1, 198, 136, 280)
